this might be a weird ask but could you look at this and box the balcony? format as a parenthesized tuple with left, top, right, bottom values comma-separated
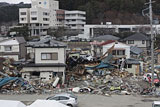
(65, 16, 86, 20)
(65, 21, 85, 25)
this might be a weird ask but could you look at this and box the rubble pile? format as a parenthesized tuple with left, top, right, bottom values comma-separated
(0, 58, 35, 94)
(66, 70, 155, 96)
(65, 46, 158, 97)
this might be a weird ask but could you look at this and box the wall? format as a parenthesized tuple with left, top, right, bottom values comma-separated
(126, 64, 139, 76)
(35, 48, 65, 64)
(19, 43, 27, 59)
(19, 8, 30, 24)
(22, 66, 65, 81)
(22, 66, 65, 72)
(126, 40, 147, 48)
(102, 42, 130, 58)
(0, 45, 19, 52)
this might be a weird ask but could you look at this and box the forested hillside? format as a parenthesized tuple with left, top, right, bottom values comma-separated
(0, 2, 30, 24)
(59, 0, 160, 24)
(1, 0, 160, 24)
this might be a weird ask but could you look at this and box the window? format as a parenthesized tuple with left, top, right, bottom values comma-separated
(31, 17, 37, 20)
(112, 50, 116, 55)
(59, 96, 69, 100)
(142, 40, 145, 44)
(50, 97, 59, 100)
(5, 46, 12, 51)
(21, 18, 26, 21)
(112, 50, 125, 55)
(128, 64, 132, 68)
(41, 53, 58, 60)
(43, 12, 49, 16)
(117, 50, 125, 55)
(128, 40, 134, 44)
(43, 18, 49, 21)
(31, 11, 37, 15)
(21, 12, 26, 15)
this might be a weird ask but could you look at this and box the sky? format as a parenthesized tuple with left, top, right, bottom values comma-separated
(0, 0, 31, 4)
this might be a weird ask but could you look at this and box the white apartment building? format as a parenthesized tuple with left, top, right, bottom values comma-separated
(65, 10, 86, 33)
(19, 0, 59, 36)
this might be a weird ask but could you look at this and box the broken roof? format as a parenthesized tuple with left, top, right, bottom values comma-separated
(123, 33, 150, 41)
(130, 46, 143, 55)
(91, 35, 120, 41)
(27, 36, 67, 48)
(126, 58, 140, 64)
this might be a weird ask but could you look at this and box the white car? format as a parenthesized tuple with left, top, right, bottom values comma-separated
(46, 93, 78, 107)
(152, 101, 160, 107)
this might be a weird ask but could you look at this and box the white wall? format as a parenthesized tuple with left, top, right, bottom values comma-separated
(22, 66, 65, 81)
(35, 48, 65, 64)
(19, 8, 30, 24)
(103, 42, 130, 58)
(30, 7, 50, 25)
(126, 40, 148, 48)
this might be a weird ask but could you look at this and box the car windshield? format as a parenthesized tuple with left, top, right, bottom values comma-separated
(154, 105, 160, 107)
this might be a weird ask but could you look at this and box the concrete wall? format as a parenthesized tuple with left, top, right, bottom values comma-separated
(35, 48, 65, 64)
(19, 8, 30, 24)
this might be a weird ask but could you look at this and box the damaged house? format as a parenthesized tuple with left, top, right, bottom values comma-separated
(0, 37, 26, 61)
(21, 36, 67, 83)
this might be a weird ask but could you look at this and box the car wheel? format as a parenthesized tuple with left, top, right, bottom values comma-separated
(67, 104, 73, 107)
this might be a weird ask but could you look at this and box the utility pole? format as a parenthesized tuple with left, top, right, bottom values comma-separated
(149, 0, 154, 86)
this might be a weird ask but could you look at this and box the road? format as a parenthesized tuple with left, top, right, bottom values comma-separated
(0, 94, 159, 107)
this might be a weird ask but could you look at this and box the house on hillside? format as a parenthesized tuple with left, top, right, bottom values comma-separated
(123, 33, 150, 54)
(21, 36, 67, 83)
(0, 37, 26, 61)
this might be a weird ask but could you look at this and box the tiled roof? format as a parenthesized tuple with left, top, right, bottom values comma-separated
(27, 36, 67, 48)
(123, 33, 150, 41)
(91, 35, 120, 41)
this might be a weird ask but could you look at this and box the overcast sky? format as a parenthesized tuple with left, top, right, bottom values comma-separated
(0, 0, 31, 4)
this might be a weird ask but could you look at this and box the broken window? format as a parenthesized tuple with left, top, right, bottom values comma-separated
(5, 46, 12, 51)
(117, 50, 125, 55)
(112, 50, 116, 55)
(31, 72, 40, 76)
(128, 64, 132, 68)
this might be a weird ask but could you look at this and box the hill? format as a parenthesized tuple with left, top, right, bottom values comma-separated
(0, 2, 31, 24)
(59, 0, 160, 24)
(0, 0, 160, 24)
